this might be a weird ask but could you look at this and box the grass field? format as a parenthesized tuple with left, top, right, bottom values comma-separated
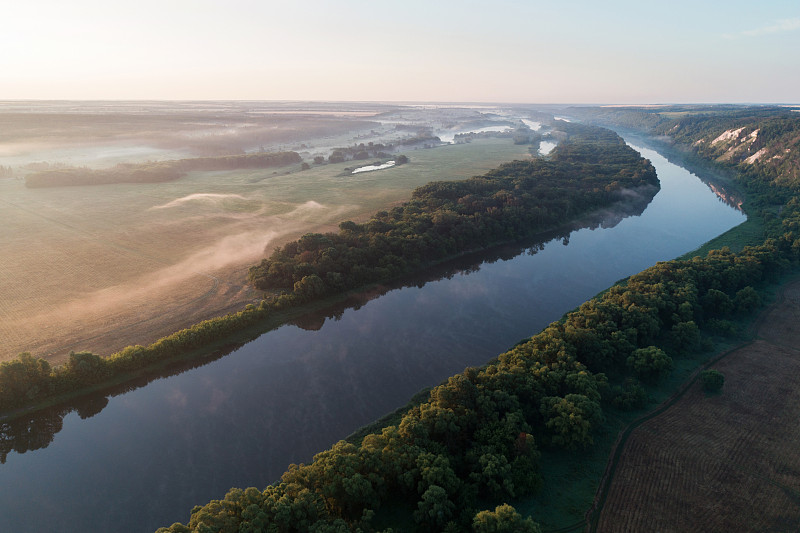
(0, 138, 531, 363)
(594, 279, 800, 532)
(677, 215, 766, 260)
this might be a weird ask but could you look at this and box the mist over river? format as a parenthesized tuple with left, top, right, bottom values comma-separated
(0, 137, 745, 532)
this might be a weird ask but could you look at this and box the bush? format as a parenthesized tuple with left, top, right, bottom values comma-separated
(700, 369, 724, 392)
(705, 318, 739, 337)
(609, 379, 649, 411)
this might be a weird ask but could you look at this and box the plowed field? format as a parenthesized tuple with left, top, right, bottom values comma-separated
(595, 280, 800, 532)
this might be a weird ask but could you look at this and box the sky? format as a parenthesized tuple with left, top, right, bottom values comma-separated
(2, 0, 799, 103)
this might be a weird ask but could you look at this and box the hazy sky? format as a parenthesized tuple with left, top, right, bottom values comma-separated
(3, 0, 798, 103)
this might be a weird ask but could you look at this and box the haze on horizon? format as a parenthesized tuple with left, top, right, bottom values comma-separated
(2, 0, 799, 104)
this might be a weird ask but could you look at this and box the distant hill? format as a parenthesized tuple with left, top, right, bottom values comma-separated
(571, 105, 800, 192)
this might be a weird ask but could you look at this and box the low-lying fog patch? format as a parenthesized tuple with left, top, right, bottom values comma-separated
(152, 193, 250, 210)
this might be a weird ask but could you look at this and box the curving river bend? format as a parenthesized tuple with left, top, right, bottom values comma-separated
(0, 136, 746, 532)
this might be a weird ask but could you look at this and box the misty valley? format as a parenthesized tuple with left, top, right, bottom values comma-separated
(2, 102, 779, 532)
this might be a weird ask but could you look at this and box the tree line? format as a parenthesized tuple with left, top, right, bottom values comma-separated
(249, 123, 659, 301)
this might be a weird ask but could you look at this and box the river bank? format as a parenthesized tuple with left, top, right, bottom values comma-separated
(0, 134, 745, 533)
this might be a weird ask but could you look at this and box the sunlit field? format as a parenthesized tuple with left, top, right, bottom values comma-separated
(1, 120, 531, 363)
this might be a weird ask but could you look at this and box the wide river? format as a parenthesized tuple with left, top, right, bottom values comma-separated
(0, 137, 745, 532)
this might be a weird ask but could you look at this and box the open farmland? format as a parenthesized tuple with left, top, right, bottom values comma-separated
(595, 280, 800, 532)
(0, 129, 531, 363)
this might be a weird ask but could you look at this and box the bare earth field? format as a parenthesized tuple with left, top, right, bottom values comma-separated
(1, 109, 531, 363)
(596, 280, 800, 532)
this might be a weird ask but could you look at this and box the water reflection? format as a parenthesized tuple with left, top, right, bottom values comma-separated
(290, 187, 657, 333)
(610, 131, 745, 212)
(0, 347, 237, 464)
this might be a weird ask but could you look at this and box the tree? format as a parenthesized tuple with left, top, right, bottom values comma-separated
(414, 485, 455, 529)
(702, 289, 733, 317)
(700, 369, 724, 392)
(626, 346, 673, 382)
(734, 286, 761, 314)
(671, 321, 700, 354)
(540, 394, 602, 449)
(293, 275, 326, 301)
(472, 504, 541, 533)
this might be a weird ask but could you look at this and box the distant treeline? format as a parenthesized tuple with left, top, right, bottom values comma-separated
(154, 111, 800, 532)
(249, 123, 658, 297)
(24, 151, 301, 187)
(326, 134, 440, 164)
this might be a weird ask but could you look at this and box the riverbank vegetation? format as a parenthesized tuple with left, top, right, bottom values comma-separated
(24, 151, 302, 187)
(154, 109, 800, 532)
(249, 123, 658, 297)
(0, 124, 656, 417)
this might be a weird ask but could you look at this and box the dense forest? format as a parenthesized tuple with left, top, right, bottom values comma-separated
(249, 123, 658, 298)
(24, 151, 301, 187)
(154, 110, 800, 532)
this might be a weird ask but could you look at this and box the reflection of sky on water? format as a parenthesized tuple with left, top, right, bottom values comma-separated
(351, 160, 395, 174)
(539, 140, 557, 155)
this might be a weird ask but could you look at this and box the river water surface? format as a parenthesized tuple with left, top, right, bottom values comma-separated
(0, 138, 746, 532)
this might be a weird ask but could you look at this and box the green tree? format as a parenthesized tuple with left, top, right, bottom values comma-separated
(734, 286, 761, 314)
(293, 274, 326, 301)
(472, 504, 541, 533)
(414, 485, 455, 530)
(540, 394, 602, 449)
(702, 289, 733, 317)
(671, 321, 700, 354)
(700, 369, 724, 392)
(626, 346, 674, 382)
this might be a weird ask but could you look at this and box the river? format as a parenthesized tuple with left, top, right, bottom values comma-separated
(0, 137, 746, 532)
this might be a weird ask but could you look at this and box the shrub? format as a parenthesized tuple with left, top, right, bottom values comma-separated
(700, 369, 724, 392)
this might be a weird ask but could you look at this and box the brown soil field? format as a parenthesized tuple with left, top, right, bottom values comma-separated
(595, 280, 800, 532)
(1, 138, 531, 365)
